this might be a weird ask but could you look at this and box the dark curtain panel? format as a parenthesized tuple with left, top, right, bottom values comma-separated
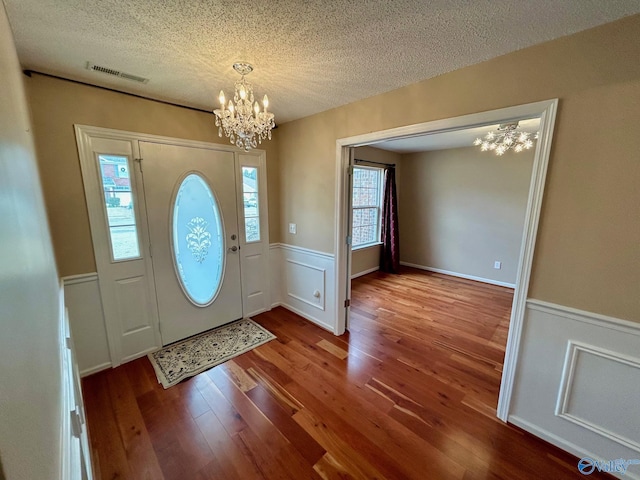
(380, 167, 399, 273)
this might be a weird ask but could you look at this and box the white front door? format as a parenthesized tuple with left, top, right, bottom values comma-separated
(140, 142, 243, 345)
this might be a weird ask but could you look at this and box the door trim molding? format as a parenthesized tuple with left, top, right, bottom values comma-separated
(334, 99, 558, 422)
(75, 125, 267, 365)
(75, 124, 252, 153)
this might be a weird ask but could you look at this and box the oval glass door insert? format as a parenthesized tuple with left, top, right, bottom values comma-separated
(171, 173, 224, 306)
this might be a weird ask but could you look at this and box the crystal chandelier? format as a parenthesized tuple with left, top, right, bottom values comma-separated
(213, 62, 275, 151)
(473, 122, 538, 156)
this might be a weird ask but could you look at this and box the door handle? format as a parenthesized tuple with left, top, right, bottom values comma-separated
(228, 245, 239, 253)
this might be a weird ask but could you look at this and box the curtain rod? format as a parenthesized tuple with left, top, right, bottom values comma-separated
(354, 158, 395, 168)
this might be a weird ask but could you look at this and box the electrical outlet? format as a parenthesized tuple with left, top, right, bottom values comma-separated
(289, 223, 297, 234)
(494, 261, 502, 270)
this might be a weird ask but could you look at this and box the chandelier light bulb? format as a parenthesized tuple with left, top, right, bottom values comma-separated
(212, 62, 276, 151)
(474, 122, 538, 156)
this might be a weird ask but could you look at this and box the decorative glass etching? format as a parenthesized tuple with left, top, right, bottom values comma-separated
(242, 166, 260, 242)
(172, 174, 224, 306)
(186, 217, 212, 263)
(97, 154, 141, 261)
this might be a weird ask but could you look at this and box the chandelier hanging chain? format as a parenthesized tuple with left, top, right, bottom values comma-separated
(213, 62, 275, 151)
(473, 122, 538, 156)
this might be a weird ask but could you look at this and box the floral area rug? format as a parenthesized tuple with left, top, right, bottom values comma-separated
(147, 318, 275, 388)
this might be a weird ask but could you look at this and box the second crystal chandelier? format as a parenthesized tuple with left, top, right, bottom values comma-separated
(474, 122, 537, 156)
(214, 62, 275, 151)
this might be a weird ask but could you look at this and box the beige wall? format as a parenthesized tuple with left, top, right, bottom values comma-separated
(399, 146, 533, 284)
(26, 74, 280, 277)
(351, 146, 401, 276)
(276, 15, 640, 322)
(0, 5, 64, 479)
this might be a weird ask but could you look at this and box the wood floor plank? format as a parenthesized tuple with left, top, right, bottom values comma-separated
(294, 408, 388, 480)
(82, 267, 615, 480)
(245, 383, 326, 465)
(312, 452, 356, 480)
(193, 372, 248, 436)
(221, 359, 258, 392)
(105, 369, 164, 480)
(316, 338, 349, 359)
(136, 387, 214, 479)
(208, 366, 322, 480)
(82, 373, 135, 480)
(195, 410, 263, 480)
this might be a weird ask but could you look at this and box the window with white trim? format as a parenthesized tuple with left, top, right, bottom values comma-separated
(352, 166, 384, 248)
(242, 166, 261, 242)
(97, 154, 141, 261)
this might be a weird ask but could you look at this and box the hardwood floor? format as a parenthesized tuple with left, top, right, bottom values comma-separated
(82, 267, 612, 479)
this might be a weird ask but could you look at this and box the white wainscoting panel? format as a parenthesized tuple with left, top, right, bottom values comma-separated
(286, 259, 326, 311)
(269, 244, 336, 332)
(556, 342, 640, 453)
(62, 274, 111, 376)
(510, 300, 640, 479)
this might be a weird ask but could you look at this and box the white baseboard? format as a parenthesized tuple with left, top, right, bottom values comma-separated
(79, 362, 111, 378)
(273, 302, 334, 333)
(351, 266, 379, 279)
(509, 416, 640, 480)
(399, 262, 516, 288)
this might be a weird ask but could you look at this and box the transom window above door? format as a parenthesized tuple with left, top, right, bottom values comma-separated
(352, 166, 384, 248)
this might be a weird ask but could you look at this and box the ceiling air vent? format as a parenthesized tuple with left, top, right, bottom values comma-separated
(86, 62, 149, 84)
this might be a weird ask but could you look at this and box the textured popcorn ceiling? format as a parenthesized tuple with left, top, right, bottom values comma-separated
(5, 0, 640, 123)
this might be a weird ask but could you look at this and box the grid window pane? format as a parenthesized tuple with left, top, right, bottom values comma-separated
(242, 166, 260, 242)
(98, 155, 141, 261)
(352, 167, 383, 247)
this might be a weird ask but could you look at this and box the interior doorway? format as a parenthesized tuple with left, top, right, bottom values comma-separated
(334, 100, 558, 421)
